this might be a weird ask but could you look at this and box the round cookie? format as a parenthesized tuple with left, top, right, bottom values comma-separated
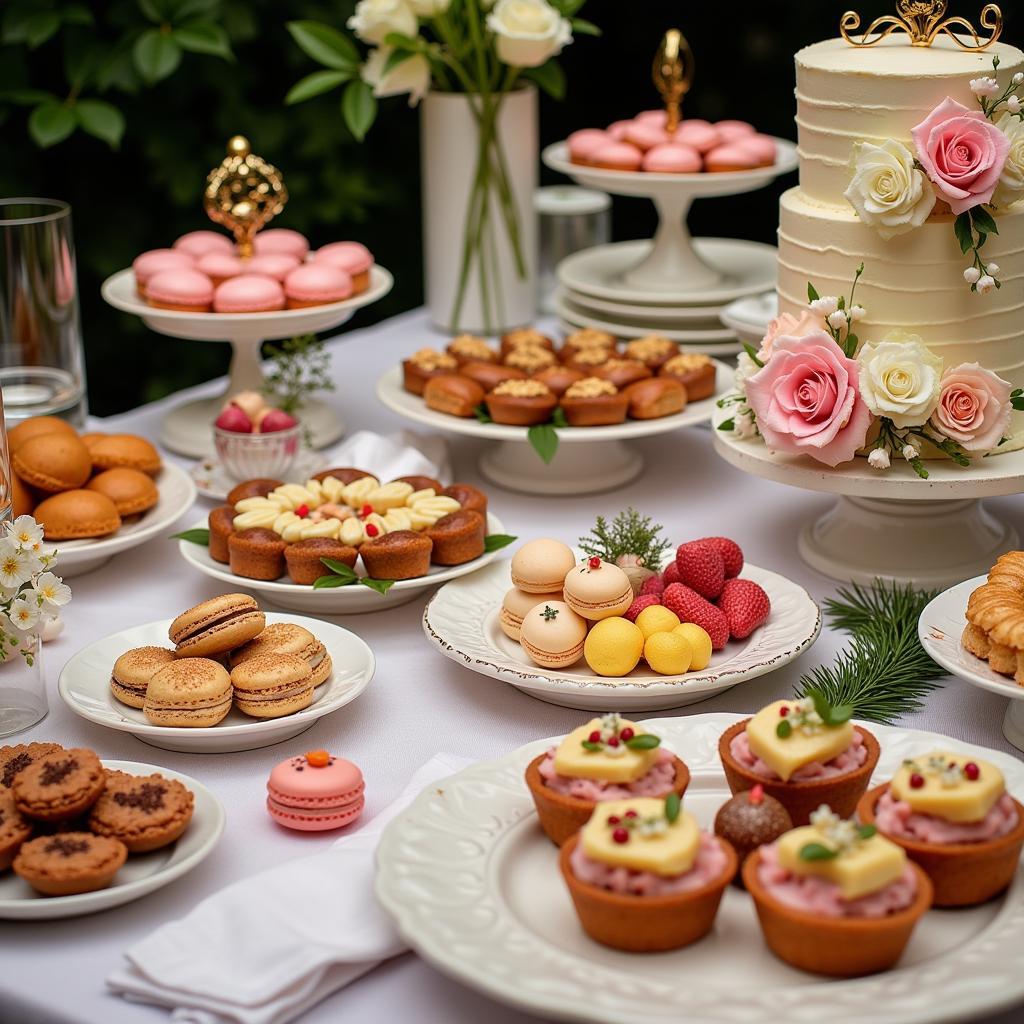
(14, 832, 127, 896)
(89, 434, 162, 475)
(0, 788, 33, 870)
(12, 748, 106, 821)
(519, 600, 587, 669)
(169, 593, 265, 657)
(88, 771, 194, 853)
(12, 433, 92, 492)
(510, 539, 577, 593)
(230, 622, 332, 687)
(7, 416, 77, 453)
(230, 653, 314, 719)
(266, 750, 365, 831)
(144, 658, 233, 728)
(110, 646, 176, 709)
(33, 490, 121, 540)
(0, 742, 64, 789)
(87, 467, 159, 516)
(500, 587, 563, 641)
(562, 558, 634, 620)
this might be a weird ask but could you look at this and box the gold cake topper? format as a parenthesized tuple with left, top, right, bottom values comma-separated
(653, 29, 694, 134)
(204, 135, 288, 258)
(841, 2, 1003, 51)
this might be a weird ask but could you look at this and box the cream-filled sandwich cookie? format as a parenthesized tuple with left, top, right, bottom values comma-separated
(562, 557, 633, 621)
(510, 538, 576, 593)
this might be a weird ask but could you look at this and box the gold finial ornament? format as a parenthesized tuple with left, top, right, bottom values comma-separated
(653, 29, 694, 134)
(204, 135, 288, 258)
(841, 2, 1003, 51)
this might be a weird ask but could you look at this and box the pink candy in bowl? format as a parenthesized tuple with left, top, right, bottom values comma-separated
(214, 392, 301, 480)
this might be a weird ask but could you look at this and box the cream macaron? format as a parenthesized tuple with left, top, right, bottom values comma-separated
(500, 587, 564, 642)
(510, 539, 577, 594)
(230, 622, 332, 687)
(562, 557, 634, 620)
(169, 594, 265, 658)
(519, 600, 587, 669)
(230, 654, 314, 719)
(110, 646, 176, 709)
(144, 658, 233, 728)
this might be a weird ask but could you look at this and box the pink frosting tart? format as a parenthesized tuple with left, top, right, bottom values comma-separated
(729, 729, 868, 782)
(643, 143, 702, 174)
(570, 831, 728, 896)
(675, 121, 722, 154)
(623, 121, 671, 151)
(756, 841, 918, 918)
(539, 745, 677, 800)
(245, 253, 301, 281)
(314, 241, 374, 275)
(197, 252, 245, 284)
(132, 249, 195, 287)
(284, 263, 353, 307)
(145, 269, 214, 311)
(267, 751, 365, 832)
(253, 229, 310, 260)
(590, 142, 643, 171)
(173, 230, 234, 259)
(213, 273, 285, 313)
(875, 789, 1020, 844)
(567, 129, 612, 163)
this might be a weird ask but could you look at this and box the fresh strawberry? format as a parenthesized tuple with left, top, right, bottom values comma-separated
(697, 536, 744, 578)
(640, 574, 665, 598)
(717, 578, 770, 639)
(662, 583, 730, 649)
(625, 594, 661, 622)
(662, 561, 681, 586)
(675, 541, 725, 600)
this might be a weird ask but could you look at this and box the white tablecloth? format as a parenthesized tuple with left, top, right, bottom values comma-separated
(2, 308, 1021, 1024)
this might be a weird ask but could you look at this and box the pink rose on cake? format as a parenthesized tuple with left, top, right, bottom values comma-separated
(744, 333, 872, 467)
(911, 98, 1010, 215)
(757, 309, 825, 361)
(930, 362, 1012, 451)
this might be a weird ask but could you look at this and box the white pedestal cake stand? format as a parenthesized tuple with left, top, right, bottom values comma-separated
(102, 266, 393, 458)
(714, 403, 1022, 587)
(377, 361, 731, 495)
(542, 139, 797, 293)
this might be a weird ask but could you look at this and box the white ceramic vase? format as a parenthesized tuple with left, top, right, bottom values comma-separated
(420, 87, 538, 334)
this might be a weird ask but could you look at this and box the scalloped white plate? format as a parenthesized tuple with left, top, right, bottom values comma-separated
(376, 712, 1024, 1024)
(422, 560, 820, 710)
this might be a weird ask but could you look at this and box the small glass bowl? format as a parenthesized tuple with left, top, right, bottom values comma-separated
(214, 422, 301, 481)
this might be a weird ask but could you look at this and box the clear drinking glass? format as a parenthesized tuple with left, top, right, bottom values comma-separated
(0, 635, 46, 738)
(0, 198, 88, 427)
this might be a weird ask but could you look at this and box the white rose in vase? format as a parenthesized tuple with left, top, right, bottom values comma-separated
(363, 47, 432, 104)
(486, 0, 572, 69)
(844, 139, 936, 239)
(408, 0, 451, 14)
(348, 0, 418, 46)
(993, 112, 1024, 208)
(858, 330, 943, 428)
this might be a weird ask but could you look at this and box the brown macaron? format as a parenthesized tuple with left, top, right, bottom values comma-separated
(12, 433, 92, 492)
(423, 375, 485, 418)
(229, 528, 287, 581)
(144, 658, 233, 728)
(110, 646, 177, 708)
(425, 510, 486, 565)
(89, 434, 162, 475)
(230, 653, 314, 719)
(87, 467, 159, 516)
(625, 377, 687, 420)
(169, 593, 265, 658)
(208, 506, 236, 563)
(7, 416, 78, 453)
(360, 530, 432, 580)
(226, 478, 284, 505)
(34, 490, 122, 540)
(231, 622, 332, 687)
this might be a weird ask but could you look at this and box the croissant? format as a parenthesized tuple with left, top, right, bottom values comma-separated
(962, 551, 1024, 684)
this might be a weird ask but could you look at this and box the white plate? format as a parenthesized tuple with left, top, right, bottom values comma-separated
(558, 287, 730, 323)
(189, 450, 325, 503)
(555, 293, 739, 345)
(0, 759, 224, 920)
(58, 612, 374, 752)
(376, 712, 1024, 1024)
(48, 462, 197, 577)
(558, 239, 778, 306)
(719, 292, 778, 346)
(177, 513, 511, 615)
(422, 560, 820, 711)
(376, 363, 730, 445)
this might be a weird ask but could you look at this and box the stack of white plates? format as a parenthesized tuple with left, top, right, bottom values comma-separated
(555, 238, 779, 355)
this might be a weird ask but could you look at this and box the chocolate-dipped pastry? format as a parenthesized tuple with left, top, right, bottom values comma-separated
(713, 784, 792, 888)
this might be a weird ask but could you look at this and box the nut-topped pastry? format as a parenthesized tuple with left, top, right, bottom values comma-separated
(561, 328, 616, 360)
(660, 352, 717, 400)
(744, 805, 932, 976)
(401, 348, 458, 395)
(485, 379, 558, 426)
(565, 346, 613, 373)
(625, 335, 679, 370)
(559, 377, 629, 426)
(503, 346, 556, 374)
(446, 334, 496, 365)
(526, 714, 690, 845)
(858, 751, 1024, 907)
(533, 364, 584, 397)
(560, 793, 735, 952)
(501, 328, 554, 355)
(594, 358, 651, 390)
(719, 696, 880, 824)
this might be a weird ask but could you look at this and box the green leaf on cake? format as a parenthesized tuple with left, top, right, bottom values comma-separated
(664, 791, 681, 824)
(954, 213, 975, 254)
(625, 734, 660, 750)
(807, 281, 820, 303)
(972, 205, 999, 236)
(483, 534, 517, 553)
(741, 342, 764, 367)
(171, 528, 210, 545)
(528, 423, 559, 464)
(799, 842, 838, 862)
(716, 418, 735, 432)
(811, 690, 854, 727)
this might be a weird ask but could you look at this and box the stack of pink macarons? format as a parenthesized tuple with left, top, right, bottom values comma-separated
(131, 229, 376, 314)
(567, 111, 776, 174)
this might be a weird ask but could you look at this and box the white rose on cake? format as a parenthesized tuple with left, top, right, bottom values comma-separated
(844, 140, 936, 240)
(363, 47, 431, 104)
(858, 330, 943, 428)
(348, 0, 418, 45)
(486, 0, 571, 68)
(993, 112, 1024, 208)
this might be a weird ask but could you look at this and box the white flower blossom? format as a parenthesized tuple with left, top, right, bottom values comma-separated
(733, 408, 758, 439)
(858, 330, 944, 428)
(347, 0, 418, 46)
(827, 310, 848, 331)
(903, 443, 920, 461)
(0, 541, 40, 590)
(1009, 96, 1022, 115)
(33, 572, 71, 610)
(987, 262, 1001, 276)
(844, 139, 936, 239)
(868, 448, 890, 469)
(970, 76, 1000, 97)
(9, 598, 39, 632)
(994, 112, 1024, 207)
(850, 305, 866, 322)
(41, 615, 64, 642)
(733, 352, 760, 393)
(809, 295, 839, 316)
(964, 266, 982, 284)
(362, 46, 431, 105)
(486, 0, 572, 69)
(7, 515, 43, 549)
(977, 274, 997, 294)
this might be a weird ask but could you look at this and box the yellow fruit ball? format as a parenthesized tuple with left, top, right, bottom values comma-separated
(644, 632, 692, 675)
(634, 604, 681, 640)
(584, 617, 644, 677)
(673, 623, 712, 671)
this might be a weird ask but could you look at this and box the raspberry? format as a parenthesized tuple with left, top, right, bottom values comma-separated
(716, 578, 770, 639)
(625, 594, 661, 622)
(640, 574, 665, 598)
(662, 583, 730, 649)
(662, 561, 681, 586)
(697, 536, 744, 578)
(675, 541, 726, 600)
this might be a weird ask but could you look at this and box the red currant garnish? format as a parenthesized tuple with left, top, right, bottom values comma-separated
(365, 524, 379, 538)
(749, 784, 765, 806)
(779, 706, 789, 717)
(295, 504, 309, 519)
(607, 815, 620, 826)
(612, 828, 629, 844)
(909, 772, 925, 789)
(588, 730, 601, 743)
(361, 503, 373, 518)
(964, 762, 980, 781)
(624, 810, 637, 819)
(588, 556, 601, 570)
(620, 727, 635, 742)
(607, 736, 620, 748)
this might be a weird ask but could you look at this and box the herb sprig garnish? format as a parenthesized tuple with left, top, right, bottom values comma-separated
(313, 558, 395, 596)
(578, 507, 670, 570)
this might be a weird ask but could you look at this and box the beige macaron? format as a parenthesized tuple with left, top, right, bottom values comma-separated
(519, 600, 587, 669)
(169, 594, 265, 658)
(230, 654, 314, 719)
(143, 658, 233, 728)
(110, 646, 176, 708)
(229, 622, 332, 687)
(562, 559, 633, 620)
(510, 539, 577, 593)
(499, 587, 563, 642)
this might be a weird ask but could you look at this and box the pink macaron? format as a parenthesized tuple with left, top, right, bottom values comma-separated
(623, 121, 671, 152)
(244, 253, 301, 282)
(715, 119, 757, 143)
(267, 750, 365, 832)
(314, 242, 374, 293)
(567, 129, 612, 164)
(146, 269, 214, 311)
(284, 263, 353, 308)
(742, 133, 778, 166)
(253, 229, 310, 261)
(197, 252, 245, 286)
(132, 249, 195, 295)
(675, 121, 722, 154)
(589, 141, 643, 172)
(173, 230, 235, 259)
(643, 143, 702, 174)
(606, 119, 633, 141)
(704, 143, 763, 172)
(213, 274, 285, 313)
(635, 109, 669, 127)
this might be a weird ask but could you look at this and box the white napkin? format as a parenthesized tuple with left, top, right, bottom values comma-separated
(321, 429, 452, 486)
(108, 753, 471, 1024)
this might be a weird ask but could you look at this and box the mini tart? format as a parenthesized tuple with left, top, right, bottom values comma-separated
(625, 377, 687, 420)
(88, 771, 194, 853)
(561, 329, 617, 359)
(660, 353, 717, 400)
(594, 358, 651, 390)
(423, 374, 485, 418)
(0, 742, 64, 789)
(360, 529, 432, 580)
(441, 482, 487, 518)
(226, 478, 284, 504)
(534, 365, 584, 397)
(34, 490, 121, 540)
(14, 832, 128, 896)
(503, 346, 557, 375)
(858, 784, 1024, 907)
(718, 718, 880, 826)
(88, 434, 162, 475)
(560, 377, 629, 426)
(402, 349, 459, 395)
(624, 335, 679, 370)
(425, 509, 485, 565)
(742, 850, 932, 977)
(229, 527, 287, 581)
(284, 537, 358, 586)
(87, 467, 158, 516)
(526, 752, 691, 846)
(12, 433, 92, 492)
(208, 505, 236, 563)
(500, 328, 554, 355)
(0, 788, 33, 870)
(446, 334, 496, 364)
(12, 748, 106, 822)
(485, 379, 558, 426)
(457, 360, 526, 392)
(565, 347, 613, 373)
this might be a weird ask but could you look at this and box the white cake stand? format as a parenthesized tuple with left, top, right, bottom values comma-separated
(102, 266, 393, 458)
(714, 400, 1022, 587)
(542, 140, 797, 294)
(376, 361, 731, 495)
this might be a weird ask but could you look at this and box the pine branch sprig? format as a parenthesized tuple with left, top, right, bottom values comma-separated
(578, 508, 671, 569)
